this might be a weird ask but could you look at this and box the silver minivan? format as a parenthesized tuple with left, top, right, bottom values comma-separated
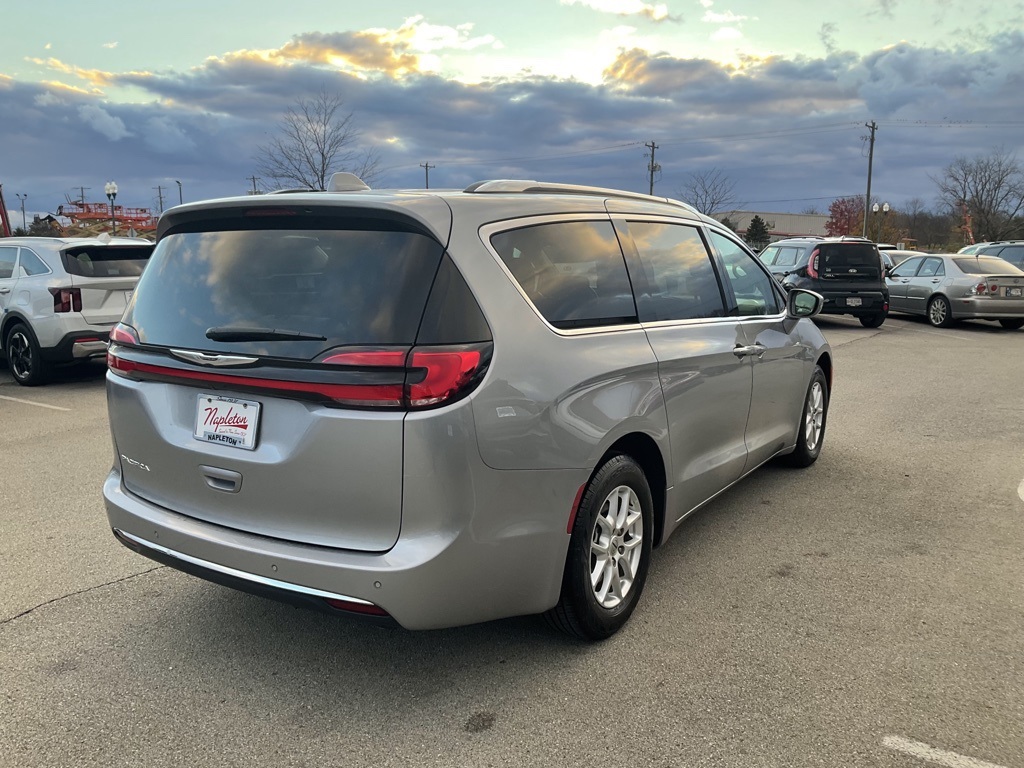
(103, 178, 831, 639)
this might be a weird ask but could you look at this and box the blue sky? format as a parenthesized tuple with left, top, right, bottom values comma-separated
(1, 0, 1022, 221)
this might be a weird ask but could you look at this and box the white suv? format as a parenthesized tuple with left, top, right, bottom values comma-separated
(0, 236, 153, 385)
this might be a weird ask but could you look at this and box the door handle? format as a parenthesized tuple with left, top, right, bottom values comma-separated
(733, 343, 767, 358)
(931, 278, 941, 283)
(0, 287, 10, 294)
(199, 465, 242, 493)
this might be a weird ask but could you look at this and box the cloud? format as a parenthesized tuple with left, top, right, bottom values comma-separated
(560, 0, 680, 23)
(78, 104, 130, 141)
(702, 10, 748, 23)
(820, 22, 839, 55)
(143, 116, 196, 154)
(25, 57, 118, 87)
(102, 42, 118, 49)
(711, 27, 743, 41)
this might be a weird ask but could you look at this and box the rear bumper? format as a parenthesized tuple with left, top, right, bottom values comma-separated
(103, 465, 580, 630)
(39, 330, 110, 362)
(818, 291, 888, 316)
(952, 297, 1024, 319)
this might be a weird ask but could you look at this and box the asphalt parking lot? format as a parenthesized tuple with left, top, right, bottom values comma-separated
(1, 314, 1022, 768)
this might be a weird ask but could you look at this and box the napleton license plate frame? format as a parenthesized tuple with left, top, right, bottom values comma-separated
(193, 393, 261, 450)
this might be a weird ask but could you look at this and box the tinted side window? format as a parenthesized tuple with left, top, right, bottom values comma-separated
(17, 248, 50, 276)
(997, 246, 1024, 267)
(708, 230, 781, 316)
(891, 258, 923, 278)
(490, 220, 636, 330)
(0, 246, 16, 279)
(759, 246, 779, 265)
(627, 222, 726, 321)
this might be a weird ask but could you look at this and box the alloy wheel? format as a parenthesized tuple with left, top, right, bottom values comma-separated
(590, 485, 644, 609)
(8, 331, 33, 380)
(929, 299, 947, 326)
(804, 381, 825, 452)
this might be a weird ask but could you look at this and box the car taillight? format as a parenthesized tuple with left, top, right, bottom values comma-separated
(109, 341, 491, 410)
(806, 249, 820, 279)
(49, 287, 82, 313)
(990, 284, 999, 294)
(109, 322, 140, 345)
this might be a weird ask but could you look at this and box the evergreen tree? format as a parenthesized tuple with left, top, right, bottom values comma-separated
(745, 215, 770, 250)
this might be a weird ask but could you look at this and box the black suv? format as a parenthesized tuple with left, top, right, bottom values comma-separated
(972, 241, 1024, 270)
(758, 237, 889, 327)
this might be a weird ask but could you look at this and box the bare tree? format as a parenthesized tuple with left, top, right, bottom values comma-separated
(255, 88, 382, 191)
(931, 147, 1024, 241)
(678, 169, 738, 215)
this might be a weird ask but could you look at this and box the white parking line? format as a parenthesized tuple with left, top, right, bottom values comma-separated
(883, 736, 1009, 768)
(0, 394, 72, 412)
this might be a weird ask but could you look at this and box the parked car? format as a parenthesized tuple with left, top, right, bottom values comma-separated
(758, 236, 889, 327)
(0, 236, 153, 385)
(881, 249, 925, 273)
(886, 254, 1024, 329)
(970, 241, 1024, 270)
(103, 176, 832, 640)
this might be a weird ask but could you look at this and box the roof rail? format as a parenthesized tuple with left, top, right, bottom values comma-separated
(463, 179, 699, 214)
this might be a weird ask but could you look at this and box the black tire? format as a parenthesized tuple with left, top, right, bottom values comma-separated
(998, 319, 1024, 330)
(545, 455, 654, 641)
(927, 296, 954, 328)
(783, 365, 828, 468)
(5, 323, 49, 386)
(859, 312, 886, 328)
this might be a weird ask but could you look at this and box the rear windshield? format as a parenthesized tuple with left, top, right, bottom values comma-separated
(62, 245, 153, 277)
(819, 243, 879, 268)
(126, 225, 444, 359)
(954, 257, 1024, 275)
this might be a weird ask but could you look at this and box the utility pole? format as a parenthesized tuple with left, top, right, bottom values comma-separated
(77, 186, 91, 204)
(247, 176, 261, 195)
(645, 141, 660, 196)
(862, 121, 877, 238)
(15, 193, 28, 231)
(153, 185, 165, 214)
(420, 162, 435, 189)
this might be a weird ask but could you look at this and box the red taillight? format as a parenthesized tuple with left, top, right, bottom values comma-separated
(49, 287, 82, 313)
(323, 598, 389, 616)
(407, 348, 483, 407)
(109, 323, 140, 345)
(990, 284, 999, 294)
(108, 342, 490, 410)
(806, 249, 820, 279)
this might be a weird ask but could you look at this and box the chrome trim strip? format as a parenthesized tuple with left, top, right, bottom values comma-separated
(113, 528, 375, 606)
(170, 349, 260, 367)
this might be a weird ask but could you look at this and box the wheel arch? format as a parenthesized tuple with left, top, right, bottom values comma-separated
(1, 311, 35, 345)
(815, 351, 833, 393)
(596, 432, 667, 549)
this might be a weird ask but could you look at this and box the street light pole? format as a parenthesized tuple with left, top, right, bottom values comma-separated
(15, 193, 27, 231)
(105, 181, 118, 235)
(175, 180, 183, 205)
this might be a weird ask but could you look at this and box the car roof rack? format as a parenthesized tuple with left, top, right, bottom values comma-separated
(463, 179, 700, 215)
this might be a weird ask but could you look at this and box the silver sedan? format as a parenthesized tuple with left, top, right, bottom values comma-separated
(886, 254, 1024, 329)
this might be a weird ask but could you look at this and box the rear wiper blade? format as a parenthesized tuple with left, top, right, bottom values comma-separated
(205, 326, 327, 342)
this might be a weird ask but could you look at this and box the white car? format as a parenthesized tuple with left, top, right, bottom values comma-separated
(0, 236, 153, 385)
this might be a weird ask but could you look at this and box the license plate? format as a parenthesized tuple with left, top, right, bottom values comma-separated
(847, 297, 862, 307)
(194, 394, 260, 450)
(1008, 287, 1022, 297)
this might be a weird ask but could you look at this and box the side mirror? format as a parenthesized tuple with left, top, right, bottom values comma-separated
(786, 288, 824, 319)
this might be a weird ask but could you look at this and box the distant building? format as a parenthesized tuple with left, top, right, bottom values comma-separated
(717, 211, 829, 242)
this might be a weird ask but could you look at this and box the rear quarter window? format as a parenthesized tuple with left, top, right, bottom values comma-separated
(954, 257, 1024, 276)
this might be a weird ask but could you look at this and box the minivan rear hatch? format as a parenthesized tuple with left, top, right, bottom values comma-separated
(62, 244, 153, 326)
(107, 204, 455, 552)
